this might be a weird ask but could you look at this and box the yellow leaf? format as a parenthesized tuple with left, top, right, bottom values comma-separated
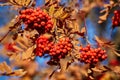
(49, 5, 55, 16)
(51, 19, 56, 32)
(9, 0, 31, 6)
(54, 7, 63, 18)
(60, 13, 69, 20)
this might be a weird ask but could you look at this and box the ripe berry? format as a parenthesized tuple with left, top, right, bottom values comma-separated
(35, 35, 53, 57)
(5, 43, 17, 52)
(80, 45, 107, 64)
(19, 8, 53, 33)
(41, 21, 45, 26)
(112, 10, 120, 28)
(49, 38, 72, 59)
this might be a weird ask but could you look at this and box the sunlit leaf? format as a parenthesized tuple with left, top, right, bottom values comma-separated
(54, 7, 63, 18)
(22, 45, 35, 60)
(49, 5, 55, 16)
(0, 62, 12, 73)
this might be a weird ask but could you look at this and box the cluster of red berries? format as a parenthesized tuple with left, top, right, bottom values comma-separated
(35, 36, 73, 65)
(19, 8, 53, 32)
(112, 10, 120, 28)
(5, 43, 17, 52)
(49, 38, 72, 59)
(80, 45, 107, 64)
(35, 35, 53, 57)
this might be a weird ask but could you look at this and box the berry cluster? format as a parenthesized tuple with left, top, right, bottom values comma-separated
(35, 36, 73, 65)
(35, 35, 53, 56)
(19, 8, 53, 32)
(80, 45, 107, 64)
(112, 10, 120, 28)
(50, 38, 72, 59)
(5, 43, 17, 52)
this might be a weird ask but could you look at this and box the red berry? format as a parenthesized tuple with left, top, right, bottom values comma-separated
(34, 23, 38, 27)
(80, 45, 107, 64)
(30, 17, 34, 21)
(63, 49, 67, 53)
(114, 10, 118, 14)
(41, 21, 45, 26)
(21, 10, 26, 14)
(19, 8, 53, 33)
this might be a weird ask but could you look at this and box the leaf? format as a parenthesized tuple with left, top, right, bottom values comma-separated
(91, 66, 108, 73)
(95, 36, 104, 44)
(9, 0, 32, 7)
(98, 1, 118, 23)
(10, 69, 27, 76)
(0, 62, 12, 73)
(22, 45, 35, 60)
(60, 13, 69, 20)
(60, 59, 68, 72)
(0, 62, 26, 77)
(51, 18, 56, 32)
(73, 21, 80, 31)
(54, 7, 63, 18)
(81, 27, 86, 33)
(99, 12, 108, 23)
(49, 5, 55, 16)
(112, 50, 120, 57)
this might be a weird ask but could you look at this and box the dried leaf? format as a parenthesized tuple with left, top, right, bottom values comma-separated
(10, 69, 27, 76)
(0, 62, 12, 73)
(0, 62, 26, 76)
(73, 21, 80, 31)
(112, 50, 120, 57)
(95, 36, 104, 44)
(60, 59, 68, 72)
(9, 0, 32, 7)
(22, 45, 35, 60)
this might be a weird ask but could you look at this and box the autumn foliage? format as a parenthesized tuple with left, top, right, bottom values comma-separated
(0, 0, 120, 80)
